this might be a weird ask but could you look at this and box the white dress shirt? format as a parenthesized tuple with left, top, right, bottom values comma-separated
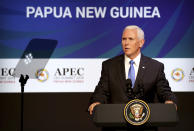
(124, 53, 141, 80)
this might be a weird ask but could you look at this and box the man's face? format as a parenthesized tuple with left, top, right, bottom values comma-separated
(122, 29, 144, 59)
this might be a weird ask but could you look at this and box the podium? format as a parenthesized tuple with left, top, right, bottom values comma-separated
(93, 104, 178, 130)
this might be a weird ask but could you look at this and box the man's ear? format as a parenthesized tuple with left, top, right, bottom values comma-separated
(139, 39, 145, 48)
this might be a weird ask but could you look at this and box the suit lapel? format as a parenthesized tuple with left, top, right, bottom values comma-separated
(116, 55, 129, 96)
(116, 54, 149, 99)
(133, 54, 148, 93)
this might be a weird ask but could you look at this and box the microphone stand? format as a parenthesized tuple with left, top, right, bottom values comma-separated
(19, 75, 29, 131)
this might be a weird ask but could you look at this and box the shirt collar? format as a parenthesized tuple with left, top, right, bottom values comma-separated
(124, 53, 141, 66)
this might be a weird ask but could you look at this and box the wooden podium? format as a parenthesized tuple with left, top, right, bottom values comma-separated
(92, 104, 178, 130)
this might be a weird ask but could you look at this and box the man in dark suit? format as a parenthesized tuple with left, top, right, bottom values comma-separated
(89, 25, 177, 115)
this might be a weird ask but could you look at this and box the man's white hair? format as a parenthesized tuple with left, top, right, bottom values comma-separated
(123, 25, 144, 40)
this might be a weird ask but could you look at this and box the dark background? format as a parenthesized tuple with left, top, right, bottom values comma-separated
(0, 92, 194, 131)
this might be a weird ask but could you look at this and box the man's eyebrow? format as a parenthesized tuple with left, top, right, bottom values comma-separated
(122, 37, 134, 39)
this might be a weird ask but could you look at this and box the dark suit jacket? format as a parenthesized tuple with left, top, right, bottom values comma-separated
(90, 54, 177, 104)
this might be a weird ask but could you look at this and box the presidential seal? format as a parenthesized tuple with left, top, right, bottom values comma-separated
(124, 99, 150, 126)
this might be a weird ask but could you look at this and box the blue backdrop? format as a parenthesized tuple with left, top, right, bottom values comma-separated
(0, 0, 193, 58)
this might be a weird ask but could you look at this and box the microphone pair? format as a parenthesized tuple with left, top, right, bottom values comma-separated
(125, 79, 144, 99)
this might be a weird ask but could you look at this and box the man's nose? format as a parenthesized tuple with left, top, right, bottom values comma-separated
(125, 39, 130, 45)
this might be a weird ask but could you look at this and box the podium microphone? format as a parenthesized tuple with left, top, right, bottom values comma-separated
(126, 79, 134, 99)
(136, 79, 144, 99)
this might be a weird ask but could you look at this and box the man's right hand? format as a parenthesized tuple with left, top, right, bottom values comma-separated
(88, 102, 101, 115)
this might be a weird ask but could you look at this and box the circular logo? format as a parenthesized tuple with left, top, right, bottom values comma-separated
(35, 69, 49, 82)
(124, 99, 150, 126)
(171, 68, 184, 82)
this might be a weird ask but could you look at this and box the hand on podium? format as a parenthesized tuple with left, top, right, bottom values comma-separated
(165, 100, 177, 110)
(89, 102, 101, 115)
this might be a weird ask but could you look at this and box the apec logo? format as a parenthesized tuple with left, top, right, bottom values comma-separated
(1, 68, 15, 76)
(55, 68, 84, 76)
(0, 68, 15, 84)
(54, 68, 84, 83)
(189, 67, 194, 83)
(36, 69, 49, 82)
(171, 68, 184, 82)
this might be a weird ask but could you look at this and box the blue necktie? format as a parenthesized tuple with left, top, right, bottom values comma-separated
(128, 60, 135, 88)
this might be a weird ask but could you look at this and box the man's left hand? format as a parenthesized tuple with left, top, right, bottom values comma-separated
(165, 100, 177, 110)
